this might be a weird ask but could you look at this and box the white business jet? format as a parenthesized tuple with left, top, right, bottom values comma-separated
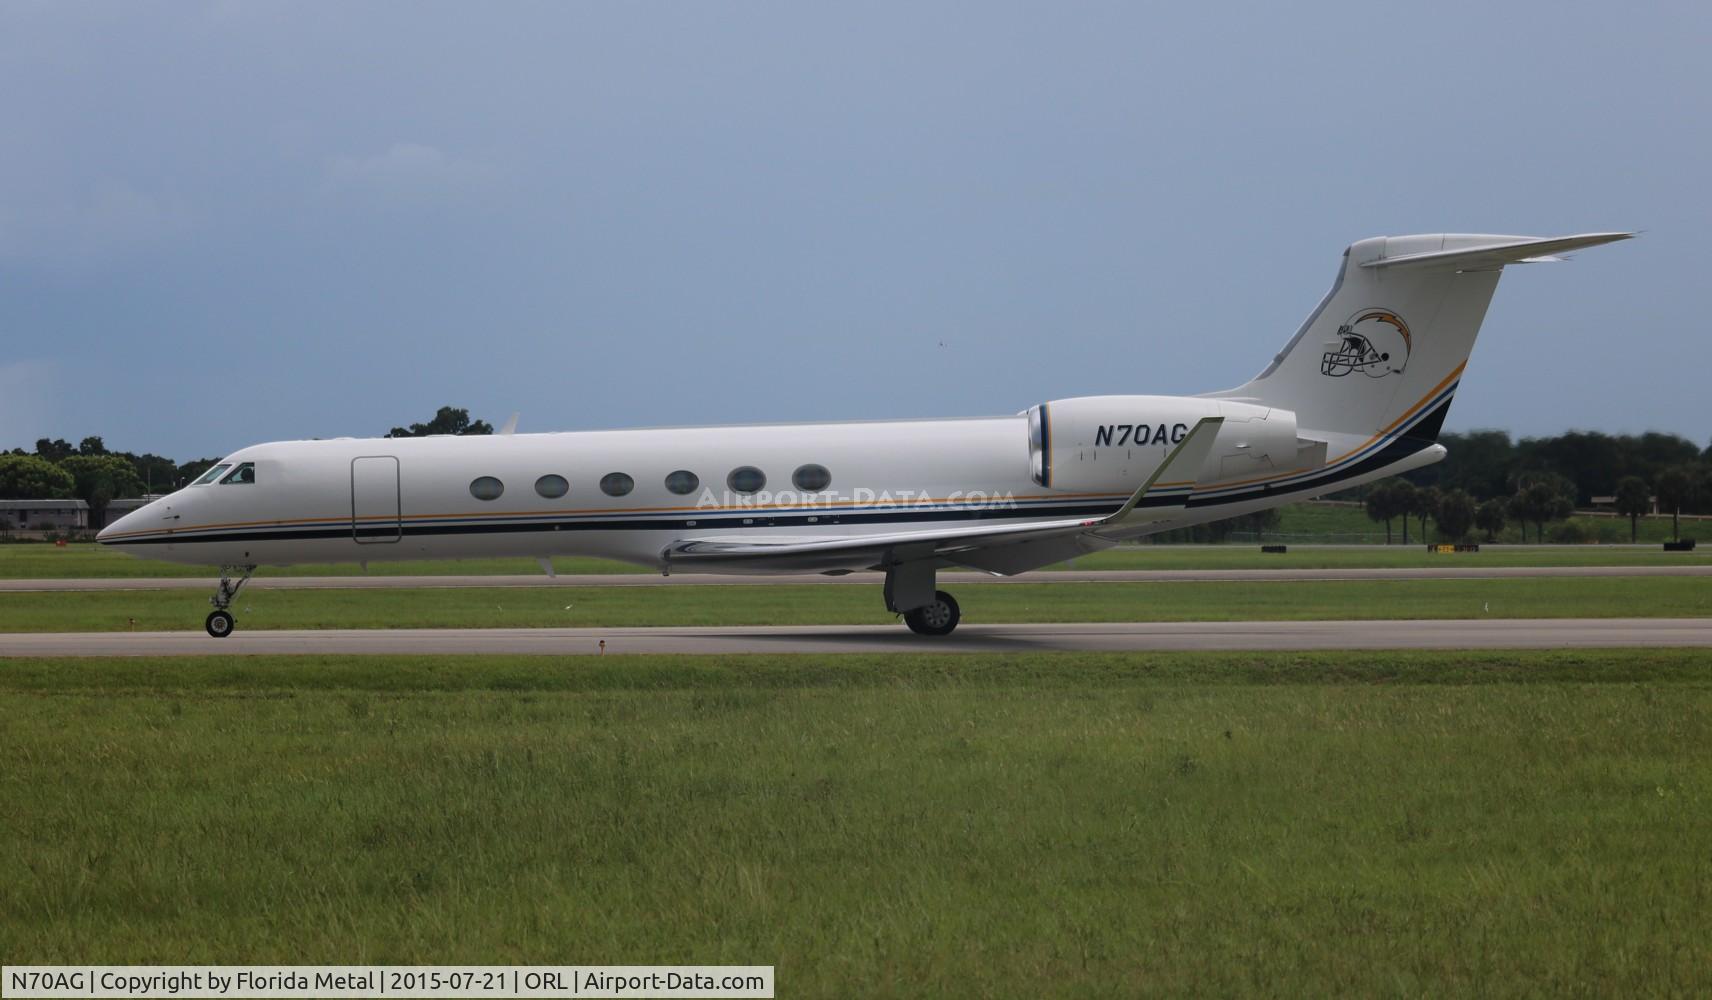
(100, 232, 1629, 637)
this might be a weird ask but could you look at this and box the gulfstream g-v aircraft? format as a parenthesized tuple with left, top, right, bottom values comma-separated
(100, 232, 1629, 637)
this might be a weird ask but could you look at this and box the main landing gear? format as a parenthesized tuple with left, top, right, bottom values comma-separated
(885, 562, 962, 636)
(205, 564, 255, 638)
(904, 591, 961, 637)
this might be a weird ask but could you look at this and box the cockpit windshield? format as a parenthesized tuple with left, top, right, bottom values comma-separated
(220, 462, 256, 485)
(192, 464, 232, 486)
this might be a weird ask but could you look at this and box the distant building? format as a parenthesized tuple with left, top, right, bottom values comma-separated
(1590, 494, 1660, 515)
(0, 499, 89, 531)
(105, 497, 162, 516)
(94, 496, 169, 529)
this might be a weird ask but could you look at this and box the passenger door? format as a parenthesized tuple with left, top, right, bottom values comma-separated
(351, 456, 401, 544)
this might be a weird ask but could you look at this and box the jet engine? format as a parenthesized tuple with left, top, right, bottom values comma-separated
(1025, 395, 1327, 493)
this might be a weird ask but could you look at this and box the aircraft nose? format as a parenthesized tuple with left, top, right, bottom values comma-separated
(96, 509, 136, 544)
(98, 499, 170, 545)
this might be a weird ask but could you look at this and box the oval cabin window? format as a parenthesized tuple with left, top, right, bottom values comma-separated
(665, 470, 700, 495)
(600, 473, 634, 497)
(792, 464, 831, 491)
(728, 466, 766, 494)
(535, 474, 569, 499)
(469, 476, 505, 501)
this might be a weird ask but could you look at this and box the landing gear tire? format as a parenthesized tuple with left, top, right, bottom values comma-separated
(206, 610, 236, 638)
(904, 591, 961, 636)
(205, 564, 254, 638)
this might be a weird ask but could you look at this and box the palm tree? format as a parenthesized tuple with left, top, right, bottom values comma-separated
(1656, 466, 1693, 541)
(1475, 499, 1508, 542)
(1393, 481, 1419, 544)
(1436, 489, 1477, 543)
(1364, 480, 1413, 545)
(1413, 486, 1443, 544)
(1613, 476, 1651, 543)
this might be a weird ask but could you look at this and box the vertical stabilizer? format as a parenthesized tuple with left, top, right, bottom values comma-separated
(1206, 232, 1631, 443)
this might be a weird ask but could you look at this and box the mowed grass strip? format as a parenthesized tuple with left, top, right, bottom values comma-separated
(1, 576, 1707, 632)
(0, 545, 644, 579)
(2, 650, 1709, 996)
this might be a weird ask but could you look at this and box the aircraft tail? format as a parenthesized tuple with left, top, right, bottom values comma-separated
(1206, 232, 1631, 443)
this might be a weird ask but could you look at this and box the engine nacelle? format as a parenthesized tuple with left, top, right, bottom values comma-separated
(1026, 395, 1326, 493)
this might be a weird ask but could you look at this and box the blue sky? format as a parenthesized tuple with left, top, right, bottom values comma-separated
(2, 1, 1706, 460)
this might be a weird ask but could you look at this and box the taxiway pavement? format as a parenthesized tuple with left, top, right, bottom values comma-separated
(3, 618, 1708, 656)
(5, 564, 1710, 592)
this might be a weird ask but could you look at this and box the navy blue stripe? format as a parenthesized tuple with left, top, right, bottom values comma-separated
(1179, 399, 1447, 509)
(1194, 378, 1458, 499)
(109, 500, 1128, 546)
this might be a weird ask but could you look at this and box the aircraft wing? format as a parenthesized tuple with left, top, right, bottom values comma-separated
(1087, 416, 1223, 539)
(660, 418, 1223, 576)
(662, 517, 1098, 574)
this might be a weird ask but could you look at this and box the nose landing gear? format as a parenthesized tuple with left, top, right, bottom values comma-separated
(205, 564, 255, 638)
(205, 609, 235, 638)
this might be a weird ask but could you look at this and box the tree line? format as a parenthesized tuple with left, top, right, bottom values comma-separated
(0, 437, 206, 526)
(0, 407, 493, 525)
(1358, 428, 1712, 544)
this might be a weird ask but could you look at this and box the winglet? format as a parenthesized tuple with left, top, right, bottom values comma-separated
(499, 413, 520, 436)
(1098, 416, 1223, 528)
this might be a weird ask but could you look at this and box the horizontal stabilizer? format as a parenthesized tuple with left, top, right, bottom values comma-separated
(1361, 232, 1632, 272)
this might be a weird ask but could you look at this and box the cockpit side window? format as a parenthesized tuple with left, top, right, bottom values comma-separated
(193, 464, 232, 486)
(220, 463, 256, 485)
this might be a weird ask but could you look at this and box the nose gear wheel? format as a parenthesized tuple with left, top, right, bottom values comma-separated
(205, 564, 256, 638)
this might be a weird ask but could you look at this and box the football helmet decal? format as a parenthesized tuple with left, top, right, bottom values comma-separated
(1321, 309, 1411, 378)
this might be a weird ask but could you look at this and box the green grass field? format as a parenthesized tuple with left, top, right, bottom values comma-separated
(4, 576, 1709, 632)
(4, 536, 1709, 580)
(3, 651, 1709, 994)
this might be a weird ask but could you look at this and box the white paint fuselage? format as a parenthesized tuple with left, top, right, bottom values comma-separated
(95, 231, 1633, 586)
(97, 399, 1429, 571)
